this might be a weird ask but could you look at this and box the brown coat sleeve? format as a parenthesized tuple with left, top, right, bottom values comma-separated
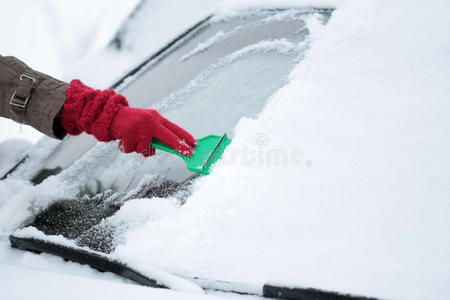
(0, 55, 68, 139)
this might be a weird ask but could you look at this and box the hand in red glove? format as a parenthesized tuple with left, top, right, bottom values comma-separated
(60, 80, 197, 157)
(111, 106, 197, 157)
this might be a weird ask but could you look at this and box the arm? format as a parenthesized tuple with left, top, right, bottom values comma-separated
(0, 56, 196, 157)
(0, 55, 67, 139)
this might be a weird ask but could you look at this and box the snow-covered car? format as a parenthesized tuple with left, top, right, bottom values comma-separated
(4, 7, 366, 299)
(3, 1, 449, 299)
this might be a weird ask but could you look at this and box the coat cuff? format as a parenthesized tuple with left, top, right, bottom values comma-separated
(0, 56, 69, 140)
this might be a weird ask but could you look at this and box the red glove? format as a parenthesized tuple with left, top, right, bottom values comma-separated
(61, 80, 197, 157)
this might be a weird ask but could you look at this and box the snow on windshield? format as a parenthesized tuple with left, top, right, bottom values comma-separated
(40, 9, 323, 183)
(4, 9, 327, 236)
(113, 3, 450, 300)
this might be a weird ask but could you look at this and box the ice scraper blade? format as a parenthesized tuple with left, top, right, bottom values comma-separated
(152, 134, 231, 175)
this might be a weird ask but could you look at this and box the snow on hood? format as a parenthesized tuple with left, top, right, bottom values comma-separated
(113, 1, 450, 299)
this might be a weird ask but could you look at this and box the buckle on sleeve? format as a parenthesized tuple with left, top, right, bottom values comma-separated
(10, 74, 36, 109)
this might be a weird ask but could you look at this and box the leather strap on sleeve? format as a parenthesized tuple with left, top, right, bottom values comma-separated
(0, 55, 69, 139)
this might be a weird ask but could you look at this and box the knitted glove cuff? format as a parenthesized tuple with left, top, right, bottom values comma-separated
(61, 79, 129, 141)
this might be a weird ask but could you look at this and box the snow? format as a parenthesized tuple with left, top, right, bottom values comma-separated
(111, 0, 219, 60)
(214, 0, 336, 18)
(180, 30, 227, 61)
(112, 1, 450, 300)
(0, 264, 225, 300)
(1, 0, 450, 299)
(13, 225, 206, 294)
(13, 226, 80, 248)
(154, 37, 304, 114)
(0, 139, 31, 178)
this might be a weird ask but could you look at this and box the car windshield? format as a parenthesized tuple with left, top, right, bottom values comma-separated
(40, 9, 330, 186)
(19, 8, 331, 252)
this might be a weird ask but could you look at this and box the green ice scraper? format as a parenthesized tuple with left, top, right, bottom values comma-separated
(152, 134, 231, 175)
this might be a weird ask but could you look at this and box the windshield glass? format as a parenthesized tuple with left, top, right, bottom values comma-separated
(21, 9, 331, 252)
(43, 9, 330, 185)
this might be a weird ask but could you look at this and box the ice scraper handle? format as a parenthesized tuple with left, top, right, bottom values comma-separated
(152, 134, 232, 175)
(152, 139, 186, 157)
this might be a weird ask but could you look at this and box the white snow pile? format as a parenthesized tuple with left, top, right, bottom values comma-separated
(111, 1, 450, 300)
